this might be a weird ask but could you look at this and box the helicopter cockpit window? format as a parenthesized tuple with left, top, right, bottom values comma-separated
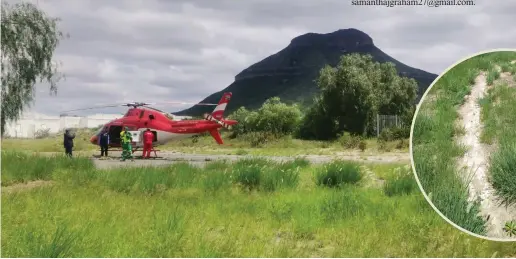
(149, 114, 155, 120)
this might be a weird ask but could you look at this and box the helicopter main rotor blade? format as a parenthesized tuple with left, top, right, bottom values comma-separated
(59, 104, 126, 113)
(147, 101, 218, 106)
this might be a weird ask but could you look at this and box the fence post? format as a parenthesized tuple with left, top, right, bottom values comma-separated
(376, 113, 379, 137)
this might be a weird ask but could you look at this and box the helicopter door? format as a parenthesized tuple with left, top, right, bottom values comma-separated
(108, 125, 123, 145)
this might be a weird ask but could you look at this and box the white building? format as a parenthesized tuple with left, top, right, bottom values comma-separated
(3, 112, 122, 138)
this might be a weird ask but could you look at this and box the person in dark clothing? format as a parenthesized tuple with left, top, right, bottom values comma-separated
(63, 129, 75, 157)
(98, 128, 110, 157)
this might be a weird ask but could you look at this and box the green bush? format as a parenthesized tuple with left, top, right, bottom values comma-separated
(315, 161, 363, 188)
(228, 97, 302, 137)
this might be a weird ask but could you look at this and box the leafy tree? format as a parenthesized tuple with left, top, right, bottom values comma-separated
(299, 53, 418, 140)
(1, 2, 66, 135)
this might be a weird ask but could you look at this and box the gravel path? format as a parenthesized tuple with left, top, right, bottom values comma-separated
(90, 151, 410, 169)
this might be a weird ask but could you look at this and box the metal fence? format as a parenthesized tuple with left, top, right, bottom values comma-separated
(376, 114, 404, 137)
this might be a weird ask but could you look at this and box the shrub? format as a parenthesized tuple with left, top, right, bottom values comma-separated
(379, 126, 409, 142)
(377, 139, 391, 152)
(315, 161, 363, 187)
(244, 132, 277, 148)
(338, 132, 361, 149)
(395, 139, 408, 149)
(358, 140, 367, 151)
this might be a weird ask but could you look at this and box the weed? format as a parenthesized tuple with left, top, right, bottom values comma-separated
(503, 221, 516, 237)
(23, 224, 79, 258)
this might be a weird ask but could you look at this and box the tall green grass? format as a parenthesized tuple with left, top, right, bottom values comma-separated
(478, 81, 516, 205)
(411, 51, 516, 236)
(2, 151, 516, 257)
(3, 183, 516, 257)
(315, 160, 363, 187)
(490, 142, 516, 206)
(1, 151, 94, 186)
(383, 166, 418, 197)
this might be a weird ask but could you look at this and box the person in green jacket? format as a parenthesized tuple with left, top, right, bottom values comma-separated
(120, 127, 134, 161)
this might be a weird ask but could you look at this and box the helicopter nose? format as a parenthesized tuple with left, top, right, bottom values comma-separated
(90, 135, 98, 145)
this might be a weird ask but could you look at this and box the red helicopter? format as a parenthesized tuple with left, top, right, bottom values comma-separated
(63, 92, 237, 156)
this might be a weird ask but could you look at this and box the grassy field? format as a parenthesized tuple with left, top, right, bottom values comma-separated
(412, 51, 516, 236)
(2, 151, 516, 257)
(0, 129, 409, 157)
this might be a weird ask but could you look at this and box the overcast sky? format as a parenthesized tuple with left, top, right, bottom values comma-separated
(9, 0, 516, 116)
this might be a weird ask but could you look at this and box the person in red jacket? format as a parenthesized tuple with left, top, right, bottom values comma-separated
(142, 128, 154, 159)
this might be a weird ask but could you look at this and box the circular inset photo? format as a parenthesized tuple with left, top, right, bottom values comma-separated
(410, 49, 516, 241)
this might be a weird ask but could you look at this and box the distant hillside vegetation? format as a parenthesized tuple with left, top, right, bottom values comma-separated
(174, 28, 437, 117)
